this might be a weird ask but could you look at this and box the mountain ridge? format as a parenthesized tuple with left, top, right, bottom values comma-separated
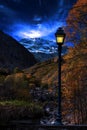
(19, 38, 68, 62)
(0, 31, 37, 71)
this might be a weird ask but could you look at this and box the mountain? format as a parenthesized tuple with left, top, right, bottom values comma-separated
(19, 38, 58, 54)
(19, 38, 68, 62)
(0, 31, 37, 71)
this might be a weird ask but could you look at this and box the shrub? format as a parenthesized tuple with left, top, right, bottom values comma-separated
(4, 73, 32, 100)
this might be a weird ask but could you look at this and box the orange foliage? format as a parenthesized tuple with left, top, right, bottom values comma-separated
(66, 0, 87, 45)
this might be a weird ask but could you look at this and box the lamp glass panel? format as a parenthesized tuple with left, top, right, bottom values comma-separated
(57, 36, 64, 43)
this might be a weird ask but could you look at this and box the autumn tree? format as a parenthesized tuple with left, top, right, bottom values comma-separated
(66, 0, 87, 48)
(64, 0, 87, 124)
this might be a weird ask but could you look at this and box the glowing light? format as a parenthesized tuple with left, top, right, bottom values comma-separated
(20, 30, 42, 38)
(11, 21, 65, 40)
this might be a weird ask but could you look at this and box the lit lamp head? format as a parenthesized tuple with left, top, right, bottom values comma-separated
(55, 27, 66, 45)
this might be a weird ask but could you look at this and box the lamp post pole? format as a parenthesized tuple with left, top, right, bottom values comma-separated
(55, 27, 66, 125)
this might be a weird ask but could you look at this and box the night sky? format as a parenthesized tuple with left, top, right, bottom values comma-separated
(0, 0, 77, 41)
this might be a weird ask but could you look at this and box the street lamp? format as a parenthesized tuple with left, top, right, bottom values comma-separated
(55, 27, 66, 125)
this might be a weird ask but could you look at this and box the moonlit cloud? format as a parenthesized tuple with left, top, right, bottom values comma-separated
(0, 0, 77, 41)
(20, 30, 42, 38)
(10, 20, 65, 40)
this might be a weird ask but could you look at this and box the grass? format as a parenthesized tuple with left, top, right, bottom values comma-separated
(0, 100, 43, 123)
(0, 100, 30, 106)
(0, 100, 43, 115)
(0, 100, 43, 110)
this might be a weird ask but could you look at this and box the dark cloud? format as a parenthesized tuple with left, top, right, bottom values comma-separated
(0, 0, 58, 22)
(0, 0, 77, 40)
(0, 4, 16, 30)
(0, 0, 59, 36)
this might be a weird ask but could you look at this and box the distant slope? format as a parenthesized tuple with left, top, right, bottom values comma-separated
(0, 31, 37, 71)
(24, 46, 87, 86)
(24, 57, 58, 85)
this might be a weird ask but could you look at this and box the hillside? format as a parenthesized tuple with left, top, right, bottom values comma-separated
(0, 31, 37, 71)
(0, 45, 87, 124)
(24, 46, 87, 124)
(24, 46, 87, 85)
